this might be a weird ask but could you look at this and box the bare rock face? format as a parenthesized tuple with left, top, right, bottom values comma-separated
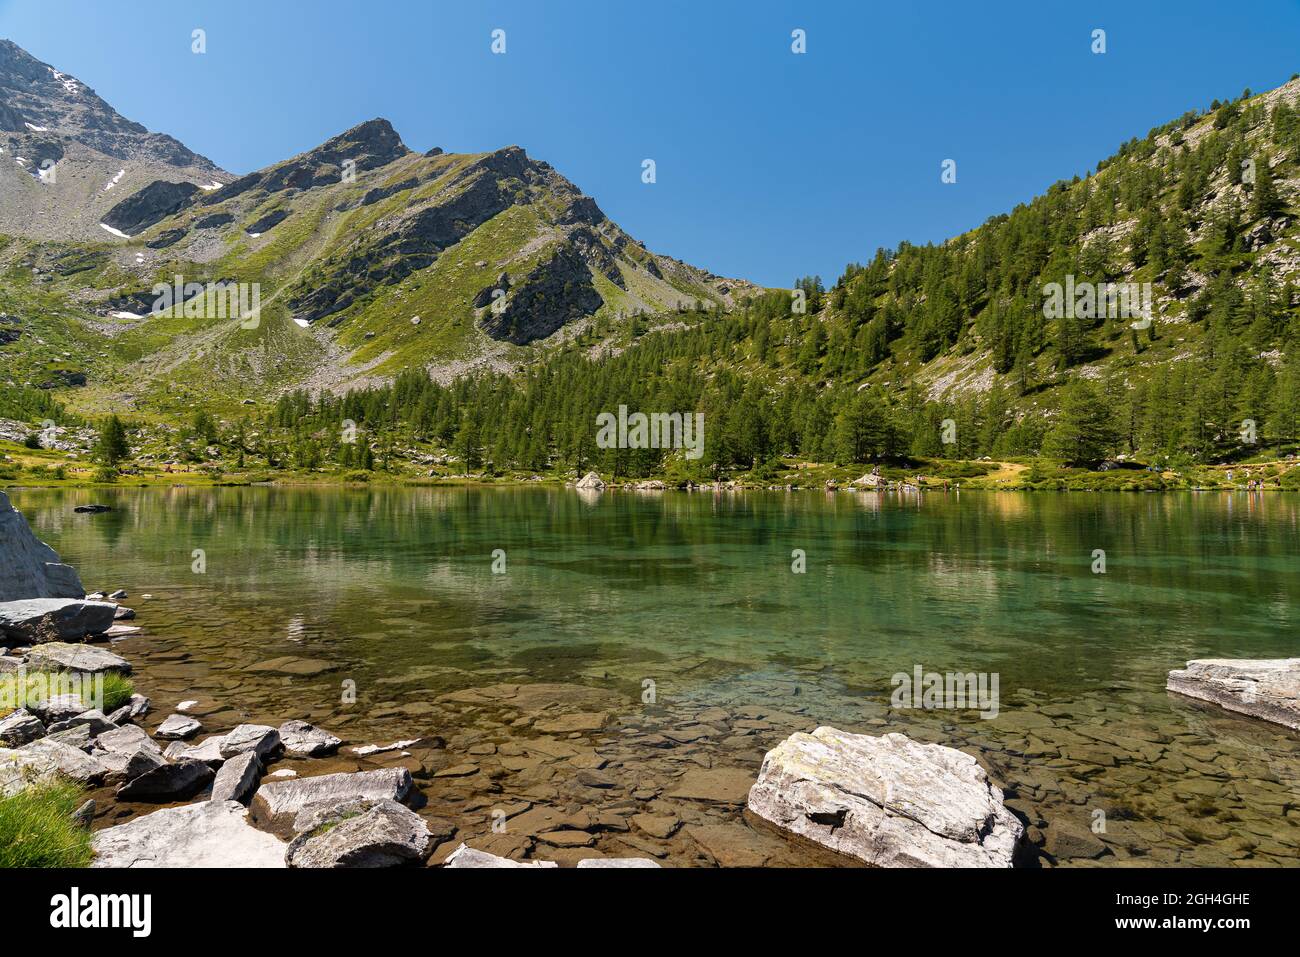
(746, 727, 1023, 868)
(285, 799, 434, 868)
(1167, 658, 1300, 730)
(92, 800, 287, 868)
(0, 491, 86, 603)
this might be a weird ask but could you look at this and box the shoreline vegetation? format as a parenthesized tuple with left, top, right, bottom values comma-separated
(4, 432, 1300, 494)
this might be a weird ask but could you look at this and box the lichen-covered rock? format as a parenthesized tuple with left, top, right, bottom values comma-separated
(1167, 658, 1300, 730)
(285, 799, 433, 868)
(0, 490, 85, 602)
(0, 737, 104, 795)
(92, 800, 287, 868)
(746, 727, 1022, 868)
(251, 768, 414, 832)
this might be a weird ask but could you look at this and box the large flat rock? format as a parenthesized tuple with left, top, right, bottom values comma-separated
(0, 490, 85, 603)
(250, 768, 414, 832)
(0, 599, 116, 643)
(92, 800, 287, 867)
(24, 640, 131, 674)
(1167, 658, 1300, 730)
(746, 727, 1022, 868)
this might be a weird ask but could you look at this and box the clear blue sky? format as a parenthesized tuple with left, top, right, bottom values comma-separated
(3, 0, 1299, 287)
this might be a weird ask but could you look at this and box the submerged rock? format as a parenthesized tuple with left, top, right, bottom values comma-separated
(285, 799, 434, 868)
(0, 600, 117, 644)
(0, 490, 85, 602)
(1167, 658, 1300, 730)
(92, 800, 287, 868)
(746, 727, 1023, 868)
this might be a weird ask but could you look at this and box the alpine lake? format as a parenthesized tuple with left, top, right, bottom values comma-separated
(11, 485, 1300, 867)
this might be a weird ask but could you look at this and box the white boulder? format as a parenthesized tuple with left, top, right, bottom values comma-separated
(746, 727, 1022, 868)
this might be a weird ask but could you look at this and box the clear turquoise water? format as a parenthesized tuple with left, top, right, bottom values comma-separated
(11, 486, 1300, 865)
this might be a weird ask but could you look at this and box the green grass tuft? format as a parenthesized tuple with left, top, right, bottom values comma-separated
(0, 778, 94, 868)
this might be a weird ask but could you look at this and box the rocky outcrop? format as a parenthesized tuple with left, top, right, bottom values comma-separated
(1167, 658, 1300, 730)
(0, 490, 85, 602)
(251, 768, 415, 832)
(102, 179, 200, 235)
(285, 799, 434, 868)
(92, 800, 287, 868)
(746, 728, 1023, 868)
(479, 244, 602, 345)
(575, 471, 605, 490)
(0, 600, 116, 644)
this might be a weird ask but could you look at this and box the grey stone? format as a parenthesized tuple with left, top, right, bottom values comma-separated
(0, 708, 45, 746)
(1167, 658, 1300, 730)
(576, 857, 662, 868)
(47, 708, 117, 737)
(219, 724, 281, 761)
(0, 737, 104, 795)
(0, 599, 116, 643)
(0, 490, 85, 603)
(155, 713, 201, 740)
(285, 799, 434, 868)
(278, 719, 341, 757)
(24, 641, 131, 674)
(252, 768, 414, 831)
(210, 751, 262, 804)
(30, 693, 89, 722)
(747, 728, 1023, 868)
(92, 800, 287, 868)
(443, 843, 558, 868)
(116, 758, 213, 802)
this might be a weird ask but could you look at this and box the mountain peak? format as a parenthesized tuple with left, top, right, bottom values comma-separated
(0, 38, 220, 171)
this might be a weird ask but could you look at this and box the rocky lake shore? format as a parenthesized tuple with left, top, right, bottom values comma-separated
(4, 487, 1300, 868)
